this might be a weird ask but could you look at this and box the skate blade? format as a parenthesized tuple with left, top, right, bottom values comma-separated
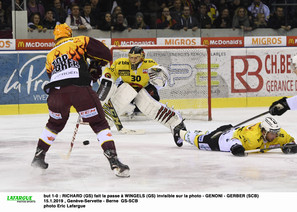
(114, 168, 130, 178)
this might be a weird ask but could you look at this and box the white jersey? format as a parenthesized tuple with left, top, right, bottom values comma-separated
(287, 95, 297, 110)
(218, 129, 242, 152)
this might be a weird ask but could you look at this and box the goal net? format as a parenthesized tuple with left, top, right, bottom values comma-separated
(111, 46, 212, 121)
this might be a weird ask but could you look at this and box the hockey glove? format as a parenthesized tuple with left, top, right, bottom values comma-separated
(230, 144, 245, 157)
(148, 65, 169, 88)
(89, 60, 103, 81)
(269, 97, 290, 116)
(281, 143, 297, 154)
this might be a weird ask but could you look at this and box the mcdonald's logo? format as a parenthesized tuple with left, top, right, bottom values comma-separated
(18, 41, 25, 47)
(203, 40, 209, 45)
(114, 41, 120, 46)
(288, 39, 294, 45)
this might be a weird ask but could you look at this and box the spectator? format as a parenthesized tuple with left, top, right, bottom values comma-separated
(111, 6, 128, 27)
(28, 12, 46, 32)
(204, 0, 219, 23)
(181, 0, 196, 15)
(156, 7, 179, 29)
(64, 0, 82, 14)
(81, 2, 97, 28)
(178, 5, 199, 31)
(65, 3, 92, 31)
(113, 12, 128, 31)
(252, 12, 267, 28)
(268, 6, 292, 31)
(52, 0, 67, 23)
(248, 0, 270, 22)
(43, 9, 59, 30)
(130, 12, 149, 30)
(169, 0, 183, 20)
(195, 3, 212, 29)
(27, 0, 45, 20)
(232, 6, 252, 31)
(98, 12, 114, 31)
(213, 7, 232, 28)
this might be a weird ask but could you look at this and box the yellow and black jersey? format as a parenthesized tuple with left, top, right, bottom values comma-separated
(103, 58, 158, 90)
(233, 122, 295, 151)
(44, 36, 111, 92)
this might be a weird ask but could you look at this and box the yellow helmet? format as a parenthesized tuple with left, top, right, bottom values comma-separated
(53, 23, 72, 40)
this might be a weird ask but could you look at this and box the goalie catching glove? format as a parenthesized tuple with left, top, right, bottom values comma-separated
(148, 65, 169, 88)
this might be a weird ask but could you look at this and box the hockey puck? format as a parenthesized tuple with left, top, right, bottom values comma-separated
(83, 140, 90, 145)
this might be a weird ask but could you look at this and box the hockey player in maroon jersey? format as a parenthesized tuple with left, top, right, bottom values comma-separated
(31, 23, 129, 177)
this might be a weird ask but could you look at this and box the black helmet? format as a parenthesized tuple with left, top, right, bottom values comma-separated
(128, 46, 145, 59)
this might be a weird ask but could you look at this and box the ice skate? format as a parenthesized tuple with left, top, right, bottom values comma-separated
(104, 150, 130, 178)
(31, 148, 49, 169)
(173, 120, 187, 147)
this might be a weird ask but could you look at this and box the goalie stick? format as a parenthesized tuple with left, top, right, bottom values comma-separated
(102, 99, 145, 135)
(211, 111, 270, 139)
(96, 82, 145, 135)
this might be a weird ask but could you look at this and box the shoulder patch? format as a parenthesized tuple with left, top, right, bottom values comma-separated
(118, 70, 130, 76)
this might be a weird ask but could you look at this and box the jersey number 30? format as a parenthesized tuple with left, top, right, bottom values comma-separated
(131, 75, 141, 82)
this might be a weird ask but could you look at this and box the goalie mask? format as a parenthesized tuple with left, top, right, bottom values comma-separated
(261, 117, 280, 138)
(128, 46, 145, 70)
(290, 55, 297, 75)
(53, 23, 72, 41)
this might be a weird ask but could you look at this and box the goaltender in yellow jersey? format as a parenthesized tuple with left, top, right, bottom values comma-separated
(98, 46, 187, 147)
(104, 57, 158, 91)
(103, 47, 158, 91)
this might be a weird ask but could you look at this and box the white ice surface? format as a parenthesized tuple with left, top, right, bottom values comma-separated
(1, 107, 297, 212)
(1, 107, 297, 192)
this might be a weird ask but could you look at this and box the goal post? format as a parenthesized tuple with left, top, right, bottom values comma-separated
(110, 45, 212, 121)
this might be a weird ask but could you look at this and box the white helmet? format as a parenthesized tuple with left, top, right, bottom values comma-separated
(261, 117, 280, 134)
(290, 55, 297, 74)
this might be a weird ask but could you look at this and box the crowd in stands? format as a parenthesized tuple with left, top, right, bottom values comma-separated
(1, 0, 297, 38)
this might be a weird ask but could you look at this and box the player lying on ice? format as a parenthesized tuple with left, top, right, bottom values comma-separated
(97, 46, 186, 146)
(173, 116, 297, 156)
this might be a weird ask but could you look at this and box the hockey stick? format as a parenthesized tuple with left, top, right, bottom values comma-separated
(211, 111, 270, 139)
(63, 115, 81, 160)
(245, 143, 297, 154)
(232, 111, 270, 129)
(102, 99, 145, 135)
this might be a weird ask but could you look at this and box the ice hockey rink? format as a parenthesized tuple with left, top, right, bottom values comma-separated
(1, 107, 297, 211)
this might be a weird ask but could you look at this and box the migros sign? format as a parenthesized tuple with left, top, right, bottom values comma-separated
(157, 37, 200, 46)
(0, 39, 15, 50)
(245, 36, 286, 47)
